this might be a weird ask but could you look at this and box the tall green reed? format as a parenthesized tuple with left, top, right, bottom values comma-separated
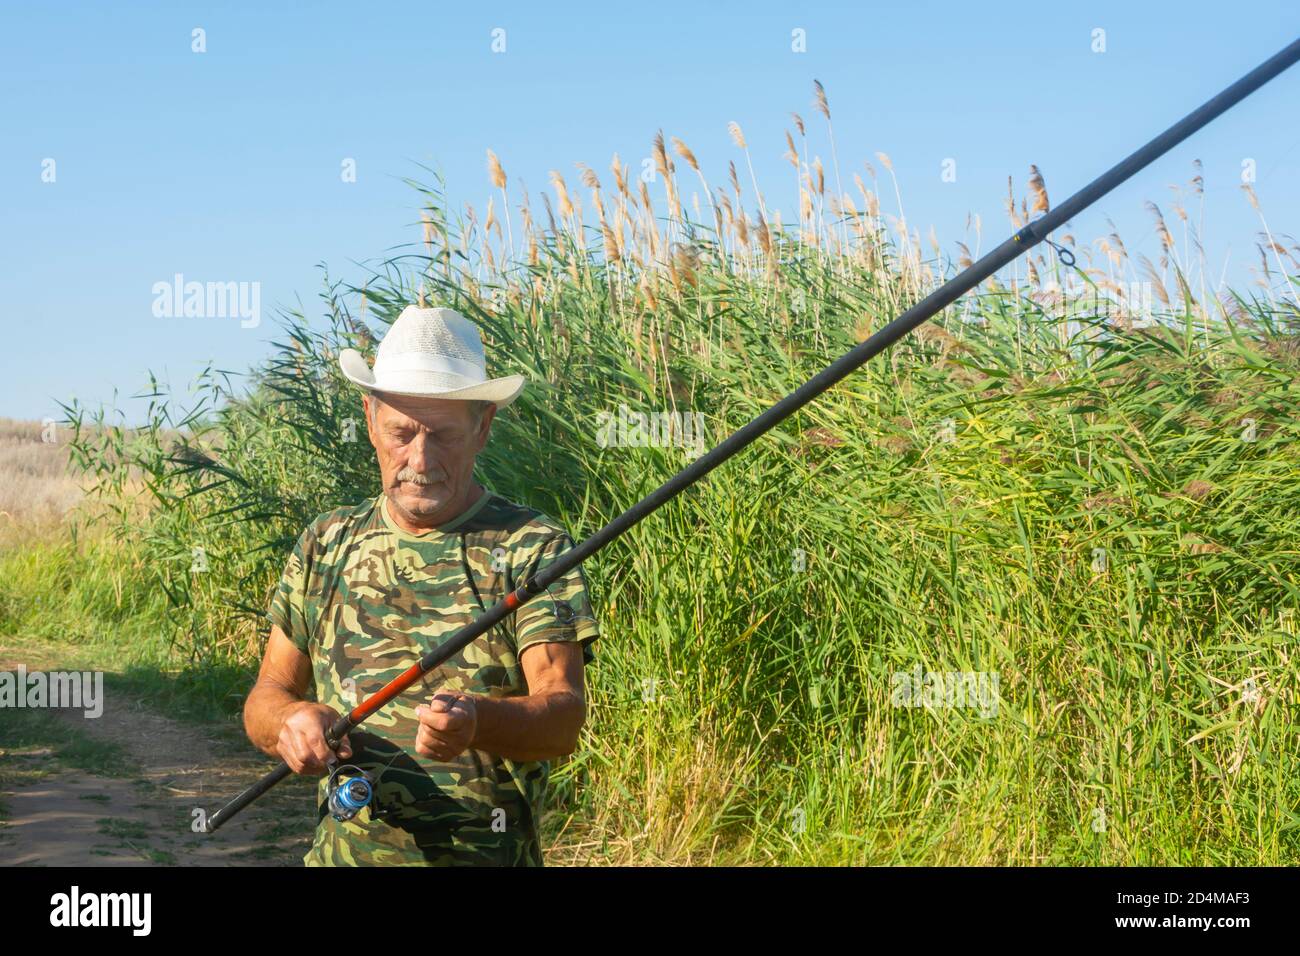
(55, 159, 1300, 863)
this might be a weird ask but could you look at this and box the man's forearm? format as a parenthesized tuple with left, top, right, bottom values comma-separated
(244, 679, 309, 757)
(466, 690, 584, 762)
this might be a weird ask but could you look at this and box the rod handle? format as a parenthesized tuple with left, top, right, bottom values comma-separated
(205, 712, 355, 834)
(203, 761, 294, 833)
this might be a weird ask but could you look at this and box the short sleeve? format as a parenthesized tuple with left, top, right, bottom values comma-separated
(268, 527, 314, 655)
(512, 531, 600, 664)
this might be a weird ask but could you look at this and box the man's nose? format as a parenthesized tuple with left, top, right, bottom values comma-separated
(405, 431, 433, 474)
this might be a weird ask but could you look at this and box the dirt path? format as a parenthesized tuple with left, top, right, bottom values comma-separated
(0, 671, 318, 867)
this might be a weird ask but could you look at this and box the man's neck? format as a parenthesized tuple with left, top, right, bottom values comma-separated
(385, 483, 484, 536)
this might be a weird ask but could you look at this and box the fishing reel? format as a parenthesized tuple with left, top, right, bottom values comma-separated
(325, 761, 375, 823)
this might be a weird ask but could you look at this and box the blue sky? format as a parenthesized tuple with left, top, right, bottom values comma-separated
(2, 1, 1298, 423)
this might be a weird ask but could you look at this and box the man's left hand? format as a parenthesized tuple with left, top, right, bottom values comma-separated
(415, 693, 478, 761)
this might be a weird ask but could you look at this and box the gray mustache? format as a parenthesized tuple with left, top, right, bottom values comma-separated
(395, 467, 445, 485)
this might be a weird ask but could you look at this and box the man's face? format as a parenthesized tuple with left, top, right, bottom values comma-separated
(363, 392, 496, 525)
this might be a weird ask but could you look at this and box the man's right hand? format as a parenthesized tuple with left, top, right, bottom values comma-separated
(277, 702, 353, 775)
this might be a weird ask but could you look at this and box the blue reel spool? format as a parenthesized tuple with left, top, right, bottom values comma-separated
(326, 764, 374, 822)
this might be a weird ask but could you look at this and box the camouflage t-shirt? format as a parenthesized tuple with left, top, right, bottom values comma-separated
(267, 488, 599, 867)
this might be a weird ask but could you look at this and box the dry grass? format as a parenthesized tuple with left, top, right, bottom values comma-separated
(0, 418, 148, 553)
(0, 417, 83, 528)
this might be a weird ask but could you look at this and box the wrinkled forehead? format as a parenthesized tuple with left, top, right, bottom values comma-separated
(369, 392, 476, 430)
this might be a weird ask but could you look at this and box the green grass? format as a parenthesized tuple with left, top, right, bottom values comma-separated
(10, 157, 1300, 865)
(0, 708, 133, 779)
(0, 706, 136, 822)
(95, 818, 177, 864)
(96, 817, 151, 841)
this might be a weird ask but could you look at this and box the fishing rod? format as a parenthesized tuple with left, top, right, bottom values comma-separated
(203, 38, 1300, 834)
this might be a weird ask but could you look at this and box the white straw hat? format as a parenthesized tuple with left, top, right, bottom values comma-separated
(339, 305, 526, 407)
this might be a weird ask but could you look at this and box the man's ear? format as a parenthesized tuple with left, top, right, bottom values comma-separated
(474, 403, 497, 452)
(362, 393, 380, 449)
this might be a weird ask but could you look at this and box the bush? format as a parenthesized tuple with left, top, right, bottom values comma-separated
(55, 168, 1300, 864)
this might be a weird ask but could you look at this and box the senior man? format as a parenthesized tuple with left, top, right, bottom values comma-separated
(243, 305, 598, 866)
